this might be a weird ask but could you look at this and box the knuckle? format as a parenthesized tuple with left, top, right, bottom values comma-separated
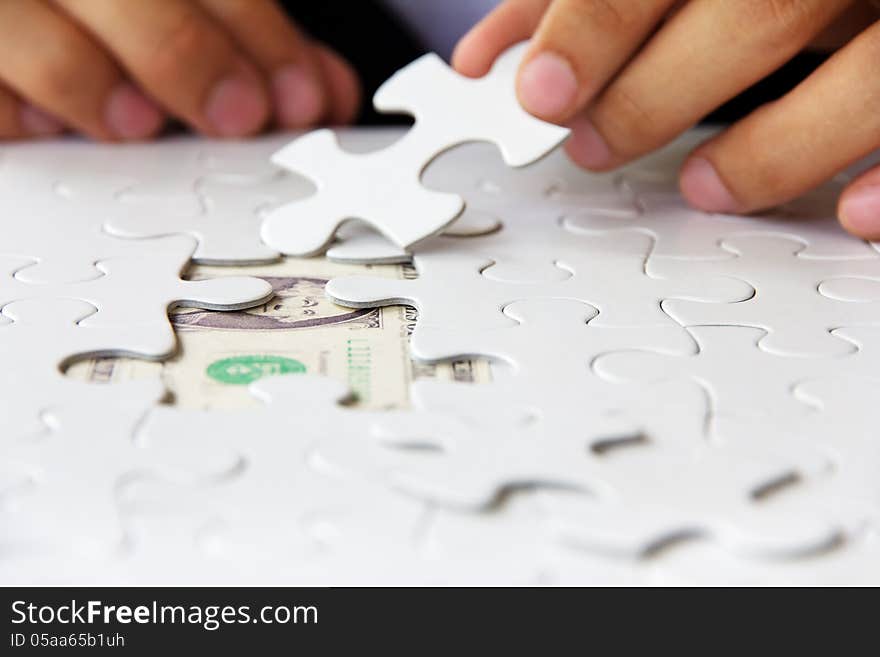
(725, 110, 798, 202)
(595, 83, 662, 157)
(859, 23, 880, 64)
(33, 57, 88, 107)
(570, 0, 647, 33)
(144, 11, 215, 80)
(738, 0, 820, 51)
(0, 100, 20, 138)
(746, 161, 791, 202)
(763, 0, 815, 26)
(502, 0, 555, 29)
(539, 0, 650, 56)
(862, 82, 880, 120)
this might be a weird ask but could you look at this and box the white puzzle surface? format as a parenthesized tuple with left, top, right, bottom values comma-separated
(1, 56, 879, 584)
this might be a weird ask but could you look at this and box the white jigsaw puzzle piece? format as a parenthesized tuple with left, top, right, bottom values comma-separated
(262, 42, 569, 256)
(421, 136, 630, 208)
(593, 325, 880, 419)
(263, 129, 465, 255)
(409, 298, 696, 411)
(373, 42, 570, 167)
(653, 529, 880, 585)
(543, 453, 840, 560)
(651, 234, 880, 356)
(124, 375, 426, 573)
(311, 378, 638, 510)
(55, 136, 280, 201)
(562, 193, 756, 260)
(106, 140, 316, 265)
(327, 227, 753, 334)
(540, 381, 840, 560)
(422, 494, 655, 585)
(326, 207, 502, 265)
(818, 276, 880, 302)
(0, 171, 179, 284)
(1, 376, 239, 557)
(755, 377, 880, 527)
(0, 136, 292, 278)
(328, 195, 573, 283)
(0, 298, 171, 437)
(2, 235, 272, 338)
(590, 175, 877, 261)
(328, 195, 574, 283)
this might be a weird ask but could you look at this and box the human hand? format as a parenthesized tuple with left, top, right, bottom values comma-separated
(453, 1, 880, 239)
(0, 0, 360, 141)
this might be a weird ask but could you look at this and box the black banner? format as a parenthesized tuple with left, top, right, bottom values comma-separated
(0, 586, 862, 652)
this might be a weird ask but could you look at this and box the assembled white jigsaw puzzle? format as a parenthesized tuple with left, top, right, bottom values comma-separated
(1, 38, 879, 590)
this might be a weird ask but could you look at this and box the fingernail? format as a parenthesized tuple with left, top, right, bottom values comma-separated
(517, 51, 578, 120)
(205, 73, 268, 137)
(105, 82, 163, 140)
(19, 105, 63, 136)
(564, 113, 611, 169)
(840, 185, 880, 236)
(680, 157, 740, 213)
(272, 64, 323, 128)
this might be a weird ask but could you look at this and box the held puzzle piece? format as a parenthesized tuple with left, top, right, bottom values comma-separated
(261, 42, 570, 256)
(326, 208, 503, 265)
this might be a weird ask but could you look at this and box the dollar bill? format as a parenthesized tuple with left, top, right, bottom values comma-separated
(66, 256, 491, 410)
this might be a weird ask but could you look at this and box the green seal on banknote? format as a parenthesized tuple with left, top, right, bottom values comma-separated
(206, 355, 306, 385)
